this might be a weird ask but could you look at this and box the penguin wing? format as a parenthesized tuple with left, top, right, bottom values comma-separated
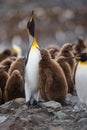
(23, 57, 26, 87)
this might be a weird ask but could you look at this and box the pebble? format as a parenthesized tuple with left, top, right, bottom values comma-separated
(40, 101, 62, 110)
(54, 111, 67, 120)
(0, 116, 7, 123)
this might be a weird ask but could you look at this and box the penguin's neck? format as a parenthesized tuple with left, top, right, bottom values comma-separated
(79, 61, 87, 66)
(27, 37, 41, 65)
(32, 38, 39, 49)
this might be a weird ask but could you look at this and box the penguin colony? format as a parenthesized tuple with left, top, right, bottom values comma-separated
(0, 11, 87, 107)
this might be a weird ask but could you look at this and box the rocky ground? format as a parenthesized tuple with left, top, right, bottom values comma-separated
(0, 94, 87, 130)
(0, 0, 87, 130)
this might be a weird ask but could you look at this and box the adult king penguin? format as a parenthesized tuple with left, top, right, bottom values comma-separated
(75, 52, 87, 106)
(25, 11, 41, 108)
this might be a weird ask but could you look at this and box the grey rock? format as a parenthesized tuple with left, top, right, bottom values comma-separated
(0, 116, 7, 123)
(54, 111, 67, 119)
(40, 101, 62, 110)
(77, 118, 87, 124)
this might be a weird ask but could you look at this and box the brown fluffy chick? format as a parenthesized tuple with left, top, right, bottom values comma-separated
(72, 36, 86, 54)
(4, 70, 24, 102)
(0, 65, 9, 103)
(0, 88, 2, 104)
(0, 49, 12, 62)
(56, 43, 76, 83)
(0, 57, 16, 72)
(56, 56, 74, 95)
(39, 49, 68, 103)
(46, 44, 60, 59)
(8, 57, 25, 76)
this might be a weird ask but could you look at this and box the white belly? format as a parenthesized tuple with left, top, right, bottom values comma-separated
(25, 48, 41, 93)
(75, 63, 87, 105)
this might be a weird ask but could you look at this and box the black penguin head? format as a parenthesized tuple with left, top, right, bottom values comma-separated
(27, 10, 35, 37)
(76, 53, 87, 62)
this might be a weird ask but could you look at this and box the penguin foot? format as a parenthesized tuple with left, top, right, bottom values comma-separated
(26, 100, 31, 108)
(33, 100, 41, 109)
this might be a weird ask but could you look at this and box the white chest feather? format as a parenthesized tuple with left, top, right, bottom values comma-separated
(75, 63, 87, 105)
(25, 48, 41, 92)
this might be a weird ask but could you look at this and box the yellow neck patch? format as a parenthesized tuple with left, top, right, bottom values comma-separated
(32, 38, 39, 48)
(79, 61, 87, 66)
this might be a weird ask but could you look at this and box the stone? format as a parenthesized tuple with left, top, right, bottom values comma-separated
(40, 101, 62, 110)
(54, 111, 67, 119)
(0, 116, 7, 123)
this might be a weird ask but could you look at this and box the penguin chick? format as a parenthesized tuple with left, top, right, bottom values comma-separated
(4, 70, 24, 102)
(0, 88, 2, 104)
(8, 57, 25, 76)
(39, 49, 68, 103)
(46, 44, 60, 59)
(0, 57, 16, 72)
(72, 36, 86, 54)
(56, 56, 74, 94)
(56, 43, 76, 83)
(75, 52, 87, 106)
(0, 64, 9, 73)
(0, 49, 12, 62)
(0, 66, 9, 103)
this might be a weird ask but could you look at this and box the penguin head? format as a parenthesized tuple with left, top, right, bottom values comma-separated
(65, 52, 87, 62)
(3, 49, 11, 57)
(40, 49, 51, 61)
(57, 56, 66, 63)
(75, 53, 87, 62)
(61, 43, 73, 52)
(27, 10, 35, 38)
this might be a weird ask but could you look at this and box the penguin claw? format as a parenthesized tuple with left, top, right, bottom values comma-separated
(26, 100, 41, 109)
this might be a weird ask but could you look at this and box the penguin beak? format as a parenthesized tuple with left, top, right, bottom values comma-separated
(64, 56, 75, 60)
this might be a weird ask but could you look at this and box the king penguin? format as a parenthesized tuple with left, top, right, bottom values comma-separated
(25, 11, 41, 108)
(75, 52, 87, 106)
